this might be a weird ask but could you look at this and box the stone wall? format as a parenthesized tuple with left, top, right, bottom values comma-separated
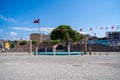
(70, 44, 120, 52)
(7, 43, 120, 52)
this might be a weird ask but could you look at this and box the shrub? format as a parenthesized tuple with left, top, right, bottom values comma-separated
(32, 40, 38, 44)
(20, 40, 28, 45)
(49, 39, 60, 44)
(10, 42, 16, 48)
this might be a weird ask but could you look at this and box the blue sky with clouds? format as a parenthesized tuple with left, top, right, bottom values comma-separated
(0, 0, 120, 40)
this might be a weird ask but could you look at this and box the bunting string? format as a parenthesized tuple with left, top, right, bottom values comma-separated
(79, 25, 120, 36)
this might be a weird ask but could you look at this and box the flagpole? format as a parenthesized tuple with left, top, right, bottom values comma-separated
(38, 22, 39, 33)
(37, 19, 42, 43)
(34, 19, 42, 43)
(40, 23, 42, 43)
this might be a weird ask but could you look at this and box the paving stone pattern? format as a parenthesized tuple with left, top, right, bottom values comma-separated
(0, 53, 120, 80)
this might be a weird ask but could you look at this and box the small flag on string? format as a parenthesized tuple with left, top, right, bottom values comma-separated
(47, 28, 52, 31)
(38, 28, 41, 31)
(34, 19, 39, 23)
(80, 28, 82, 31)
(106, 27, 108, 30)
(111, 26, 114, 29)
(90, 27, 92, 31)
(61, 28, 64, 32)
(117, 26, 119, 29)
(94, 33, 96, 35)
(100, 27, 103, 29)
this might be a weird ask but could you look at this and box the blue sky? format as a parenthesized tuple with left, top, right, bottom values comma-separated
(0, 0, 120, 40)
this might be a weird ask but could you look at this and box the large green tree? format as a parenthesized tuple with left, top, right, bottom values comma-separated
(50, 25, 83, 49)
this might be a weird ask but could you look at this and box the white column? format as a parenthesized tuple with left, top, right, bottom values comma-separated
(35, 47, 38, 55)
(29, 40, 32, 55)
(45, 47, 47, 55)
(68, 45, 70, 55)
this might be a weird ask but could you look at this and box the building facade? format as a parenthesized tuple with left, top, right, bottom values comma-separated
(30, 33, 51, 43)
(30, 33, 42, 43)
(106, 31, 120, 48)
(88, 37, 109, 46)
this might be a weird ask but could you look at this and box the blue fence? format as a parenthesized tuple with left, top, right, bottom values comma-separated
(34, 52, 89, 55)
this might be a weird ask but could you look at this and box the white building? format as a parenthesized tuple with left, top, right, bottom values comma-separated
(106, 31, 120, 48)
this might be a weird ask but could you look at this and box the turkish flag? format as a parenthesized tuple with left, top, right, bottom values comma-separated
(80, 28, 82, 31)
(34, 19, 39, 23)
(90, 28, 92, 31)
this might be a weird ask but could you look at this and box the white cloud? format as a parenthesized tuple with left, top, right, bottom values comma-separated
(79, 31, 89, 35)
(11, 27, 54, 31)
(0, 15, 16, 22)
(11, 27, 37, 31)
(10, 32, 18, 36)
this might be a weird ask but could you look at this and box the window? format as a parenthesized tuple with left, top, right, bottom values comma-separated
(118, 41, 120, 46)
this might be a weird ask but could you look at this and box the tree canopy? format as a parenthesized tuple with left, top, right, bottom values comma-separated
(50, 25, 83, 44)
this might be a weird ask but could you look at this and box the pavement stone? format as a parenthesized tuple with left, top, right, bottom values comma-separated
(0, 52, 120, 80)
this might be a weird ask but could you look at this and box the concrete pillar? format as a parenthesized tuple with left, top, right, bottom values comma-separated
(53, 47, 56, 56)
(29, 40, 32, 55)
(35, 47, 38, 55)
(45, 47, 47, 55)
(81, 49, 83, 56)
(84, 36, 87, 55)
(89, 47, 92, 55)
(68, 45, 70, 55)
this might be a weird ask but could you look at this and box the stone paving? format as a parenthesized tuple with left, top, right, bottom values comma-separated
(0, 52, 120, 80)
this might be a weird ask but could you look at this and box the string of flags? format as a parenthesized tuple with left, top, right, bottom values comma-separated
(80, 26, 120, 31)
(38, 28, 54, 31)
(33, 26, 119, 33)
(33, 19, 120, 36)
(34, 19, 54, 31)
(79, 25, 120, 36)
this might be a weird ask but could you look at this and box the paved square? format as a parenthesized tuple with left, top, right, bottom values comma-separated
(0, 52, 120, 80)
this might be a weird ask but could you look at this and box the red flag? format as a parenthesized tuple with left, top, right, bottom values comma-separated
(61, 28, 64, 32)
(111, 26, 114, 29)
(34, 19, 39, 23)
(80, 28, 82, 31)
(90, 28, 92, 31)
